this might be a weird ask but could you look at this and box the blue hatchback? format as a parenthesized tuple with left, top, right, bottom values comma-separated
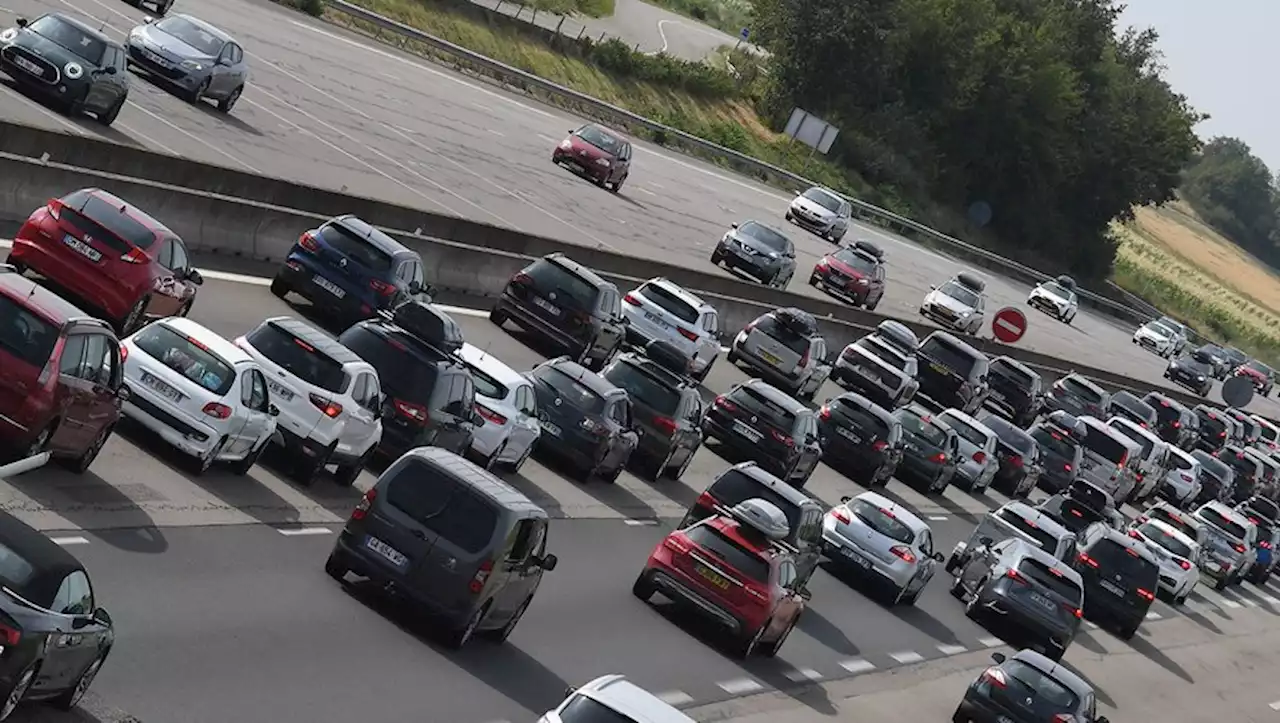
(270, 215, 429, 324)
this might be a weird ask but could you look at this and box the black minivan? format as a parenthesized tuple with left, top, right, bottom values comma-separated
(326, 447, 558, 648)
(1072, 523, 1159, 639)
(915, 331, 990, 415)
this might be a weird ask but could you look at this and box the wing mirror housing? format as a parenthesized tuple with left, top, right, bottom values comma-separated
(540, 553, 558, 571)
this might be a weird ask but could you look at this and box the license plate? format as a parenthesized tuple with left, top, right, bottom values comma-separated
(533, 296, 561, 315)
(268, 381, 296, 401)
(62, 234, 102, 262)
(143, 49, 168, 65)
(643, 311, 669, 328)
(999, 717, 1015, 723)
(364, 535, 408, 568)
(140, 371, 183, 402)
(837, 427, 862, 443)
(841, 547, 871, 567)
(12, 56, 41, 75)
(1100, 580, 1124, 596)
(313, 275, 346, 298)
(540, 420, 562, 436)
(732, 420, 762, 443)
(759, 350, 782, 366)
(696, 564, 730, 589)
(929, 362, 949, 375)
(1029, 591, 1054, 610)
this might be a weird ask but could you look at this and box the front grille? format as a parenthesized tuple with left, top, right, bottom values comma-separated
(933, 305, 956, 319)
(1, 46, 59, 84)
(128, 44, 187, 80)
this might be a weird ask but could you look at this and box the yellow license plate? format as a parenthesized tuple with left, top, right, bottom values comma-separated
(760, 351, 781, 365)
(930, 362, 948, 375)
(696, 564, 729, 589)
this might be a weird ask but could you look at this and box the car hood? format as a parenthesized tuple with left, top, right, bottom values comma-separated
(792, 197, 836, 219)
(133, 25, 213, 63)
(565, 136, 612, 161)
(1136, 326, 1172, 341)
(729, 231, 783, 259)
(1172, 360, 1210, 375)
(1032, 286, 1069, 305)
(9, 31, 83, 65)
(926, 290, 975, 314)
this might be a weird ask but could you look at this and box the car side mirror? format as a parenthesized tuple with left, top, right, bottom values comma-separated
(933, 552, 945, 562)
(840, 495, 851, 503)
(540, 553, 558, 571)
(116, 386, 131, 401)
(15, 17, 27, 27)
(991, 652, 1006, 664)
(730, 222, 739, 229)
(799, 587, 812, 600)
(268, 404, 280, 417)
(187, 269, 204, 285)
(978, 536, 994, 547)
(218, 56, 232, 66)
(92, 607, 112, 626)
(1096, 717, 1109, 723)
(71, 615, 95, 630)
(141, 15, 153, 23)
(564, 686, 577, 698)
(930, 284, 938, 290)
(101, 65, 117, 75)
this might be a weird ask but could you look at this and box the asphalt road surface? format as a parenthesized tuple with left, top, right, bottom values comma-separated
(0, 0, 1235, 407)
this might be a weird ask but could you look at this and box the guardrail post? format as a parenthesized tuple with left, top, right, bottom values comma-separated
(554, 15, 565, 34)
(0, 452, 50, 479)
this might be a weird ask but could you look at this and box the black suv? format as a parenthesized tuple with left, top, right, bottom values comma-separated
(985, 355, 1042, 426)
(338, 300, 482, 458)
(980, 413, 1045, 498)
(1192, 404, 1229, 452)
(1143, 392, 1197, 448)
(817, 392, 903, 487)
(1216, 445, 1260, 503)
(601, 342, 703, 480)
(1072, 523, 1159, 639)
(1044, 373, 1109, 419)
(915, 331, 990, 415)
(1028, 420, 1085, 494)
(702, 379, 823, 487)
(529, 356, 639, 482)
(490, 253, 625, 370)
(1108, 390, 1157, 429)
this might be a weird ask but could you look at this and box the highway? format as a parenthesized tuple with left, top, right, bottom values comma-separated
(0, 0, 1218, 402)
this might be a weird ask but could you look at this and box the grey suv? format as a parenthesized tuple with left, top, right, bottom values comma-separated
(710, 220, 797, 289)
(728, 307, 832, 400)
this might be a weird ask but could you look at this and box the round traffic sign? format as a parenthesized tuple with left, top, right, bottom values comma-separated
(1222, 376, 1255, 409)
(991, 306, 1028, 343)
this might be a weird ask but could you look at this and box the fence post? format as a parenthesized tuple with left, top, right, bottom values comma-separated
(554, 15, 565, 34)
(495, 0, 503, 9)
(577, 26, 585, 40)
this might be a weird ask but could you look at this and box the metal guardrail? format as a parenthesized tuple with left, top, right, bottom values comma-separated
(324, 0, 1160, 327)
(0, 452, 50, 478)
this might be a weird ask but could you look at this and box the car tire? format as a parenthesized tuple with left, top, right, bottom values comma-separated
(230, 437, 269, 476)
(866, 296, 879, 311)
(647, 445, 675, 481)
(695, 356, 715, 383)
(610, 174, 626, 194)
(1117, 620, 1139, 641)
(118, 297, 147, 335)
(218, 85, 242, 114)
(157, 0, 173, 15)
(333, 446, 373, 487)
(1213, 576, 1227, 591)
(17, 422, 54, 464)
(736, 625, 766, 658)
(51, 649, 108, 711)
(189, 436, 227, 475)
(632, 573, 655, 602)
(665, 447, 695, 481)
(963, 579, 987, 620)
(293, 443, 334, 485)
(97, 96, 124, 127)
(64, 424, 112, 474)
(490, 597, 531, 643)
(761, 615, 797, 658)
(948, 573, 966, 598)
(482, 441, 507, 471)
(444, 603, 488, 650)
(0, 665, 36, 721)
(186, 78, 211, 105)
(951, 708, 970, 723)
(270, 276, 289, 299)
(324, 551, 348, 582)
(506, 443, 533, 475)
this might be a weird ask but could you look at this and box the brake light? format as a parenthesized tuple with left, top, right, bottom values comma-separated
(1078, 553, 1099, 568)
(1262, 541, 1273, 550)
(872, 439, 889, 452)
(1159, 399, 1170, 407)
(1005, 568, 1023, 582)
(744, 320, 757, 333)
(0, 623, 20, 647)
(1063, 463, 1072, 472)
(120, 247, 147, 265)
(469, 559, 494, 594)
(309, 394, 343, 419)
(771, 429, 794, 447)
(298, 232, 319, 252)
(1136, 587, 1155, 602)
(663, 533, 692, 555)
(1178, 559, 1192, 570)
(714, 395, 737, 412)
(1070, 509, 1082, 517)
(1051, 431, 1063, 441)
(511, 271, 533, 286)
(981, 667, 1008, 688)
(972, 451, 986, 464)
(393, 398, 430, 425)
(475, 404, 507, 426)
(819, 406, 831, 420)
(1219, 432, 1227, 438)
(369, 279, 396, 297)
(1051, 715, 1078, 723)
(880, 507, 896, 518)
(46, 200, 61, 221)
(350, 487, 376, 520)
(678, 327, 698, 342)
(118, 344, 128, 363)
(890, 545, 916, 563)
(831, 508, 852, 525)
(623, 293, 641, 306)
(1173, 421, 1181, 428)
(1009, 454, 1023, 468)
(653, 416, 678, 435)
(929, 452, 946, 463)
(1071, 607, 1083, 619)
(201, 402, 232, 420)
(1128, 529, 1143, 540)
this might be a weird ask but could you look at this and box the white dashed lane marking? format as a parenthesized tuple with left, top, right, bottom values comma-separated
(277, 527, 334, 536)
(717, 678, 763, 695)
(1146, 612, 1163, 620)
(977, 637, 1004, 648)
(937, 644, 968, 656)
(656, 691, 694, 706)
(783, 668, 823, 683)
(928, 516, 949, 521)
(889, 650, 925, 665)
(839, 658, 876, 674)
(51, 536, 90, 546)
(623, 519, 660, 526)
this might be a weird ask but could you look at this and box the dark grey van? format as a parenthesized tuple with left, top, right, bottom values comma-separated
(325, 447, 558, 648)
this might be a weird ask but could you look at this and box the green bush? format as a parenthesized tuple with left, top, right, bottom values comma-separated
(586, 38, 738, 99)
(280, 0, 324, 16)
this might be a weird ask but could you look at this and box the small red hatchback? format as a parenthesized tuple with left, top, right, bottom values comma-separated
(7, 188, 203, 334)
(552, 123, 632, 193)
(0, 264, 127, 471)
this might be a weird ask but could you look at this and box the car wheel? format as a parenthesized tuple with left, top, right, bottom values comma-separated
(65, 424, 112, 474)
(948, 573, 966, 598)
(21, 423, 54, 461)
(490, 597, 531, 643)
(333, 446, 373, 487)
(632, 573, 655, 602)
(157, 0, 173, 15)
(51, 650, 107, 711)
(189, 436, 227, 475)
(736, 624, 767, 658)
(482, 441, 507, 471)
(648, 445, 676, 481)
(270, 276, 289, 299)
(218, 85, 243, 114)
(118, 297, 147, 334)
(230, 437, 269, 476)
(1213, 576, 1228, 591)
(97, 96, 124, 127)
(0, 666, 35, 721)
(506, 442, 533, 475)
(324, 552, 348, 582)
(694, 356, 715, 383)
(186, 78, 211, 105)
(1117, 620, 1139, 640)
(761, 615, 798, 658)
(951, 707, 970, 723)
(610, 174, 626, 194)
(866, 296, 879, 311)
(665, 447, 695, 481)
(444, 603, 488, 649)
(963, 579, 987, 620)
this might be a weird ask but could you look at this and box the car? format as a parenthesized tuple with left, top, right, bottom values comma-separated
(1142, 392, 1197, 449)
(1108, 390, 1158, 430)
(786, 186, 852, 242)
(1238, 494, 1280, 524)
(727, 307, 832, 400)
(552, 123, 631, 192)
(1215, 445, 1261, 503)
(816, 392, 903, 487)
(1134, 500, 1209, 548)
(915, 331, 990, 415)
(955, 649, 1110, 723)
(919, 272, 986, 334)
(1159, 446, 1202, 507)
(677, 462, 824, 586)
(543, 675, 696, 723)
(0, 509, 115, 719)
(125, 14, 246, 112)
(457, 342, 540, 474)
(808, 240, 887, 309)
(326, 447, 557, 648)
(1243, 449, 1278, 501)
(1026, 276, 1079, 323)
(121, 317, 278, 474)
(1195, 343, 1232, 380)
(1027, 420, 1085, 494)
(1164, 350, 1214, 396)
(937, 408, 999, 493)
(1219, 346, 1250, 373)
(635, 498, 807, 657)
(702, 379, 823, 486)
(710, 220, 797, 289)
(1224, 408, 1261, 447)
(979, 414, 1044, 499)
(1073, 416, 1136, 504)
(527, 356, 638, 482)
(950, 537, 1084, 660)
(1191, 404, 1231, 453)
(601, 342, 704, 480)
(1127, 519, 1199, 604)
(1233, 359, 1275, 396)
(1190, 450, 1234, 505)
(1236, 508, 1276, 583)
(339, 301, 482, 459)
(1155, 316, 1190, 355)
(234, 316, 382, 485)
(823, 491, 945, 605)
(1037, 481, 1116, 536)
(893, 404, 960, 494)
(869, 319, 919, 356)
(8, 188, 203, 334)
(490, 253, 625, 371)
(0, 266, 125, 471)
(271, 214, 429, 327)
(983, 356, 1043, 427)
(1105, 416, 1171, 504)
(947, 501, 1078, 574)
(1072, 523, 1159, 639)
(619, 277, 721, 382)
(1131, 319, 1179, 357)
(0, 14, 128, 124)
(131, 0, 176, 17)
(1250, 414, 1279, 453)
(1191, 500, 1257, 589)
(830, 335, 917, 409)
(1043, 373, 1109, 419)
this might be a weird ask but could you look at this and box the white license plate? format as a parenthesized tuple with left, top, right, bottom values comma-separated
(837, 427, 861, 443)
(842, 547, 871, 567)
(364, 535, 408, 568)
(732, 420, 762, 443)
(13, 56, 41, 75)
(62, 234, 102, 262)
(643, 311, 669, 328)
(759, 350, 782, 366)
(140, 371, 182, 402)
(313, 275, 346, 298)
(268, 381, 296, 401)
(1029, 592, 1055, 610)
(533, 296, 561, 315)
(540, 420, 562, 436)
(143, 49, 169, 66)
(1100, 580, 1124, 596)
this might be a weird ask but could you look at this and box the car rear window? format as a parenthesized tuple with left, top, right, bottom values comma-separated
(859, 338, 910, 372)
(525, 259, 600, 311)
(1018, 559, 1081, 603)
(639, 283, 698, 324)
(339, 327, 439, 404)
(133, 323, 236, 395)
(899, 410, 948, 448)
(845, 351, 899, 386)
(59, 191, 159, 252)
(558, 694, 642, 723)
(1109, 424, 1154, 458)
(603, 360, 679, 415)
(0, 294, 58, 368)
(1258, 423, 1279, 444)
(1081, 425, 1128, 464)
(316, 223, 394, 274)
(850, 500, 913, 544)
(738, 386, 797, 429)
(705, 470, 802, 534)
(245, 322, 348, 394)
(464, 364, 508, 401)
(919, 337, 976, 376)
(998, 509, 1059, 552)
(1222, 452, 1261, 479)
(1031, 426, 1079, 460)
(1088, 539, 1159, 584)
(1136, 522, 1193, 559)
(384, 462, 498, 554)
(995, 660, 1080, 717)
(1244, 516, 1274, 544)
(753, 315, 809, 355)
(684, 524, 769, 583)
(831, 248, 877, 274)
(1197, 410, 1226, 434)
(532, 365, 605, 414)
(943, 415, 989, 448)
(1150, 400, 1180, 424)
(1061, 377, 1102, 402)
(991, 359, 1035, 388)
(831, 399, 891, 438)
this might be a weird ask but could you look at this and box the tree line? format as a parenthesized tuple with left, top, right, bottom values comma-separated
(1179, 137, 1280, 267)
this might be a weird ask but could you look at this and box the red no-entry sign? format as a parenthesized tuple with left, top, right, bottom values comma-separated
(992, 306, 1028, 343)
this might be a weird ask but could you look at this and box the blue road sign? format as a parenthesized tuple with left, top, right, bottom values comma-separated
(740, 27, 750, 39)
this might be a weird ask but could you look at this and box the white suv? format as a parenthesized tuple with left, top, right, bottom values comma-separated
(621, 278, 720, 381)
(235, 317, 382, 486)
(458, 342, 540, 472)
(540, 674, 695, 723)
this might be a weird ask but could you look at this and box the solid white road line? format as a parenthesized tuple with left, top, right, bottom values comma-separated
(888, 650, 924, 665)
(622, 519, 659, 526)
(928, 515, 948, 521)
(655, 691, 694, 706)
(717, 678, 763, 695)
(51, 536, 90, 546)
(839, 658, 876, 674)
(277, 527, 333, 536)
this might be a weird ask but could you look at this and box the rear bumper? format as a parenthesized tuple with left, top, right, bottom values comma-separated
(276, 258, 382, 323)
(122, 387, 220, 459)
(809, 270, 869, 303)
(821, 526, 914, 588)
(493, 293, 585, 356)
(552, 151, 609, 182)
(729, 342, 802, 391)
(643, 566, 744, 634)
(331, 532, 472, 625)
(703, 417, 791, 478)
(8, 233, 135, 320)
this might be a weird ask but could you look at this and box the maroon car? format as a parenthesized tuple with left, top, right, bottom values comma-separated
(1234, 360, 1275, 396)
(552, 123, 632, 193)
(807, 240, 886, 310)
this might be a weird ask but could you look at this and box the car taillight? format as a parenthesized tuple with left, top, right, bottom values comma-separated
(350, 487, 376, 521)
(890, 545, 916, 563)
(511, 271, 533, 286)
(714, 395, 737, 412)
(1071, 607, 1082, 619)
(819, 406, 831, 420)
(772, 429, 794, 447)
(830, 508, 852, 525)
(653, 416, 678, 435)
(201, 402, 232, 420)
(298, 232, 319, 252)
(663, 534, 692, 555)
(872, 439, 889, 452)
(1128, 530, 1143, 541)
(369, 279, 396, 297)
(1262, 541, 1273, 550)
(1009, 454, 1023, 468)
(1136, 587, 1155, 602)
(1234, 543, 1247, 553)
(1178, 559, 1192, 570)
(678, 327, 698, 342)
(929, 452, 946, 463)
(816, 260, 829, 272)
(46, 200, 62, 221)
(799, 347, 810, 367)
(118, 344, 129, 363)
(469, 559, 494, 594)
(0, 623, 20, 647)
(1063, 463, 1072, 472)
(981, 667, 1008, 688)
(623, 292, 642, 307)
(393, 398, 429, 425)
(1078, 552, 1099, 568)
(972, 451, 986, 464)
(120, 247, 147, 265)
(1051, 714, 1079, 723)
(1136, 515, 1148, 523)
(1219, 431, 1227, 438)
(309, 394, 343, 419)
(1173, 420, 1182, 428)
(475, 404, 507, 426)
(743, 320, 757, 333)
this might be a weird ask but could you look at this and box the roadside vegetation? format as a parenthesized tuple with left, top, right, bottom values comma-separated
(525, 0, 616, 17)
(643, 0, 753, 37)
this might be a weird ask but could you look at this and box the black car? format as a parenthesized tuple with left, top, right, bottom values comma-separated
(955, 649, 1109, 723)
(980, 414, 1044, 498)
(1028, 421, 1084, 494)
(1043, 373, 1108, 418)
(339, 301, 482, 458)
(702, 379, 822, 486)
(710, 220, 797, 289)
(490, 253, 625, 370)
(1225, 408, 1261, 446)
(1192, 404, 1230, 452)
(1108, 390, 1157, 429)
(0, 14, 129, 124)
(1144, 392, 1197, 449)
(1165, 350, 1214, 396)
(893, 404, 960, 494)
(1072, 523, 1159, 639)
(600, 342, 703, 480)
(528, 356, 638, 482)
(1191, 450, 1234, 504)
(817, 392, 904, 487)
(984, 356, 1042, 426)
(1216, 445, 1260, 503)
(0, 510, 114, 718)
(1195, 343, 1231, 380)
(915, 331, 990, 415)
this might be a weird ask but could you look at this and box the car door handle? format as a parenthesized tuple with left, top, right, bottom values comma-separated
(410, 529, 427, 540)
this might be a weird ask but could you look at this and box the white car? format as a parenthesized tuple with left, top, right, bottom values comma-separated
(920, 272, 986, 335)
(1105, 416, 1170, 504)
(786, 186, 852, 242)
(540, 674, 695, 723)
(1161, 446, 1202, 507)
(1132, 320, 1178, 358)
(235, 317, 382, 486)
(122, 317, 278, 474)
(1157, 316, 1190, 354)
(1129, 518, 1200, 604)
(458, 343, 540, 472)
(1027, 279, 1078, 323)
(823, 491, 944, 606)
(621, 278, 720, 381)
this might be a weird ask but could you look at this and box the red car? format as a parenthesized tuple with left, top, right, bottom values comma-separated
(7, 188, 203, 334)
(1234, 360, 1275, 396)
(808, 240, 887, 310)
(0, 264, 126, 471)
(631, 499, 807, 658)
(552, 123, 632, 193)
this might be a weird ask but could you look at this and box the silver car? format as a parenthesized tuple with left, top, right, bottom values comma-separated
(728, 307, 831, 400)
(919, 273, 986, 334)
(831, 337, 916, 409)
(126, 14, 247, 112)
(822, 491, 944, 606)
(947, 501, 1078, 574)
(710, 220, 796, 289)
(786, 186, 851, 242)
(1192, 501, 1258, 589)
(1128, 518, 1200, 605)
(620, 278, 720, 381)
(938, 409, 999, 492)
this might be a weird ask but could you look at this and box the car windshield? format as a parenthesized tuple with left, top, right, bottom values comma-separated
(639, 283, 698, 324)
(1019, 558, 1081, 602)
(899, 410, 948, 448)
(28, 15, 106, 65)
(801, 188, 842, 212)
(997, 660, 1080, 716)
(245, 323, 348, 394)
(316, 223, 395, 274)
(575, 125, 622, 155)
(339, 327, 438, 404)
(1082, 425, 1128, 464)
(683, 524, 769, 583)
(133, 323, 236, 395)
(525, 259, 600, 311)
(153, 16, 224, 56)
(603, 360, 679, 415)
(850, 500, 914, 543)
(558, 694, 642, 723)
(1199, 508, 1247, 540)
(998, 509, 1058, 551)
(831, 248, 877, 273)
(1040, 281, 1071, 297)
(1136, 522, 1193, 559)
(919, 336, 977, 376)
(0, 294, 58, 368)
(465, 363, 508, 401)
(938, 281, 980, 307)
(739, 221, 789, 252)
(1031, 426, 1079, 460)
(943, 415, 989, 448)
(532, 366, 605, 414)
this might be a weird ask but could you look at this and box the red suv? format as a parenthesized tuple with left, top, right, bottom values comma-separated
(808, 240, 887, 310)
(0, 265, 126, 471)
(632, 499, 807, 658)
(7, 188, 204, 334)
